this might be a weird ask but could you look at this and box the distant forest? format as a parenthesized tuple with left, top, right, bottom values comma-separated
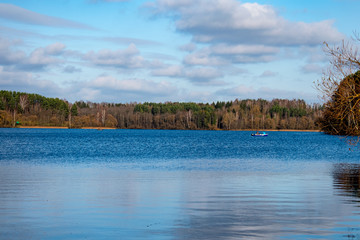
(0, 90, 323, 130)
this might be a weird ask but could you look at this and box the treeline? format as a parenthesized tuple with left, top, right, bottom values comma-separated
(0, 90, 322, 130)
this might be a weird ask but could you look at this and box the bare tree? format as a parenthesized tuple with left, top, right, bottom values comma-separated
(19, 94, 28, 113)
(186, 110, 192, 129)
(101, 108, 106, 126)
(317, 38, 360, 101)
(316, 34, 360, 144)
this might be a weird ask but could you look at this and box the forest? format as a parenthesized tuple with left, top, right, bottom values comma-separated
(0, 90, 322, 130)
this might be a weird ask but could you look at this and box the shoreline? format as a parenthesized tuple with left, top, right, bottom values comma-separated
(238, 129, 321, 132)
(15, 126, 321, 132)
(17, 126, 117, 130)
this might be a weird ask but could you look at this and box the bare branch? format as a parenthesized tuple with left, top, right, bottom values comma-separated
(317, 35, 360, 144)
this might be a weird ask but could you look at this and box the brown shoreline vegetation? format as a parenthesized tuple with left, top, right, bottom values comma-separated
(1, 90, 323, 131)
(16, 126, 116, 130)
(15, 126, 320, 132)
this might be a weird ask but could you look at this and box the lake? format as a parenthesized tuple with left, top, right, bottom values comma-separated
(1, 128, 360, 239)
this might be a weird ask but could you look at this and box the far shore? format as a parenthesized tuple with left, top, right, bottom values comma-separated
(17, 126, 116, 130)
(15, 126, 321, 132)
(239, 129, 321, 132)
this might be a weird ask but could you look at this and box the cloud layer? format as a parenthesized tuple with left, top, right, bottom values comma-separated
(146, 0, 343, 70)
(0, 38, 68, 71)
(148, 0, 342, 46)
(84, 44, 145, 69)
(0, 3, 94, 29)
(0, 0, 347, 103)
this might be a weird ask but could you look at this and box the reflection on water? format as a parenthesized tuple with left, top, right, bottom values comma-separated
(1, 163, 360, 239)
(332, 164, 360, 240)
(333, 163, 360, 199)
(2, 130, 360, 239)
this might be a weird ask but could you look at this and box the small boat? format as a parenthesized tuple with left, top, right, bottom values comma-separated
(251, 131, 268, 137)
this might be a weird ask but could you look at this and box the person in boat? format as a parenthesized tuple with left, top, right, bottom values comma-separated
(252, 131, 268, 136)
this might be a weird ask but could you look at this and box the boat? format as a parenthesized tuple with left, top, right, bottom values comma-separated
(251, 131, 268, 137)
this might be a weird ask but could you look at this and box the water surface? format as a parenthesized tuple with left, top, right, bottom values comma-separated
(1, 129, 360, 239)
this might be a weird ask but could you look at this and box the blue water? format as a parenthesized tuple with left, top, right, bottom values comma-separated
(1, 129, 360, 239)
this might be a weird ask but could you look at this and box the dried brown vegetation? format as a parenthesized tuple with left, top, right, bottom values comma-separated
(316, 34, 360, 144)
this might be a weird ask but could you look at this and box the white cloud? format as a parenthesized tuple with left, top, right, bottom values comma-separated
(85, 76, 178, 102)
(63, 65, 82, 73)
(152, 64, 183, 77)
(179, 43, 197, 52)
(260, 70, 278, 78)
(19, 43, 69, 71)
(0, 39, 67, 71)
(301, 64, 323, 74)
(90, 0, 128, 3)
(103, 37, 161, 46)
(0, 66, 63, 96)
(217, 85, 255, 96)
(0, 3, 94, 29)
(151, 62, 223, 84)
(26, 47, 63, 67)
(84, 43, 145, 69)
(75, 88, 101, 102)
(146, 0, 343, 68)
(89, 75, 176, 96)
(0, 37, 25, 65)
(0, 61, 180, 102)
(183, 50, 227, 66)
(184, 67, 223, 82)
(149, 0, 343, 46)
(180, 90, 213, 102)
(299, 46, 328, 63)
(45, 42, 66, 55)
(216, 84, 318, 102)
(70, 75, 181, 102)
(181, 44, 280, 66)
(211, 44, 279, 56)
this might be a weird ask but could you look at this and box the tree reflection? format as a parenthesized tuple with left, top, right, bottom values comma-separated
(333, 163, 360, 198)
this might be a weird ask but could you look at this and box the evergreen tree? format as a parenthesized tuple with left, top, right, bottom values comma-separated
(71, 104, 78, 116)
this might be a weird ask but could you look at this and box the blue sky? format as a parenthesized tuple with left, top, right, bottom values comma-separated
(0, 0, 358, 103)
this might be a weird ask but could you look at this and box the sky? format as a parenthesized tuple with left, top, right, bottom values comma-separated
(0, 0, 358, 104)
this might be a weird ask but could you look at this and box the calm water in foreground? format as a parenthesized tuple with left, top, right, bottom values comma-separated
(1, 129, 360, 239)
